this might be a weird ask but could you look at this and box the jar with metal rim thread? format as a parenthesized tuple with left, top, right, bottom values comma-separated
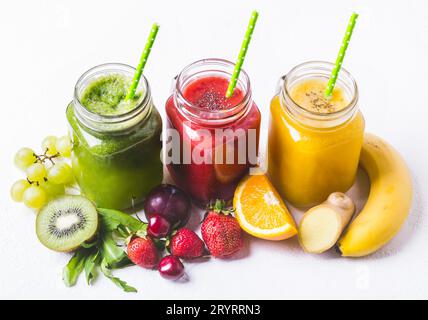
(66, 63, 163, 209)
(165, 58, 261, 205)
(268, 61, 365, 207)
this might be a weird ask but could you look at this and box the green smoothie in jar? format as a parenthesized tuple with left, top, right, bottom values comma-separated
(66, 63, 163, 209)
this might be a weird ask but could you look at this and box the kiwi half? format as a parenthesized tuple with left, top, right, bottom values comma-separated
(36, 195, 98, 252)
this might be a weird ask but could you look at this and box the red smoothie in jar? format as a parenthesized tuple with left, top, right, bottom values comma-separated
(165, 59, 261, 205)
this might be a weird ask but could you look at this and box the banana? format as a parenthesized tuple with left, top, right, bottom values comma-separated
(338, 133, 413, 257)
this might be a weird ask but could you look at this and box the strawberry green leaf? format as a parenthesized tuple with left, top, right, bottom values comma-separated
(153, 238, 167, 251)
(172, 221, 181, 231)
(135, 224, 148, 238)
(207, 199, 234, 215)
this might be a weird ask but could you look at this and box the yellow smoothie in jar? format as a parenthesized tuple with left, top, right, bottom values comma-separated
(268, 77, 364, 207)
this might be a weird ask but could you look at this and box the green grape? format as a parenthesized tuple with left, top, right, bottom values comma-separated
(42, 136, 58, 156)
(26, 163, 47, 183)
(56, 135, 72, 157)
(23, 185, 47, 209)
(10, 179, 31, 202)
(14, 147, 36, 170)
(47, 162, 73, 184)
(41, 180, 65, 198)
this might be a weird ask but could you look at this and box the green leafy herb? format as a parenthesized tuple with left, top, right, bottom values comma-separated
(81, 241, 97, 249)
(100, 259, 137, 293)
(99, 231, 128, 267)
(62, 207, 147, 293)
(98, 207, 145, 232)
(63, 249, 91, 287)
(84, 251, 99, 285)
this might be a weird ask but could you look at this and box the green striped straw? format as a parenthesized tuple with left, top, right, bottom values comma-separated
(324, 12, 359, 97)
(125, 23, 160, 101)
(225, 10, 259, 98)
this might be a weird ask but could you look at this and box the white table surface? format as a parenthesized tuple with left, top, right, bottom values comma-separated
(1, 0, 427, 300)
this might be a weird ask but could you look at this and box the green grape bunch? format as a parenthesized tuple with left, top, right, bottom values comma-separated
(11, 135, 74, 210)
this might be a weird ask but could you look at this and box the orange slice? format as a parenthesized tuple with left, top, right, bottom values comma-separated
(233, 174, 297, 240)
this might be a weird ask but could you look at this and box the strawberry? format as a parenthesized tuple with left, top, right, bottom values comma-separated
(170, 228, 205, 259)
(127, 236, 159, 269)
(201, 200, 243, 258)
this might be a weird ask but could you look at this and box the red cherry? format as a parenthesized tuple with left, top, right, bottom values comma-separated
(147, 214, 171, 238)
(158, 255, 184, 280)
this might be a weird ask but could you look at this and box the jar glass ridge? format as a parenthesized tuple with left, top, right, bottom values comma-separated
(173, 58, 252, 125)
(268, 61, 365, 207)
(281, 61, 359, 128)
(66, 63, 163, 210)
(72, 63, 152, 133)
(165, 58, 261, 205)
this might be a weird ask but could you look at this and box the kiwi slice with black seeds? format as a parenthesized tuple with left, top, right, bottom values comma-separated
(36, 195, 98, 252)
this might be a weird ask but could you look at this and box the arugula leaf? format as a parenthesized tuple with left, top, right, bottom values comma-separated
(61, 207, 144, 292)
(98, 231, 137, 293)
(63, 249, 89, 287)
(100, 231, 128, 267)
(84, 251, 99, 285)
(98, 208, 144, 233)
(81, 241, 97, 249)
(116, 225, 130, 238)
(100, 259, 137, 293)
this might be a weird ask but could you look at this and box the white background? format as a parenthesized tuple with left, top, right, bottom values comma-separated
(0, 0, 427, 300)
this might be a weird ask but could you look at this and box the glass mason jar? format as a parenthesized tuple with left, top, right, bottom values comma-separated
(66, 63, 163, 210)
(165, 58, 261, 205)
(268, 61, 365, 207)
